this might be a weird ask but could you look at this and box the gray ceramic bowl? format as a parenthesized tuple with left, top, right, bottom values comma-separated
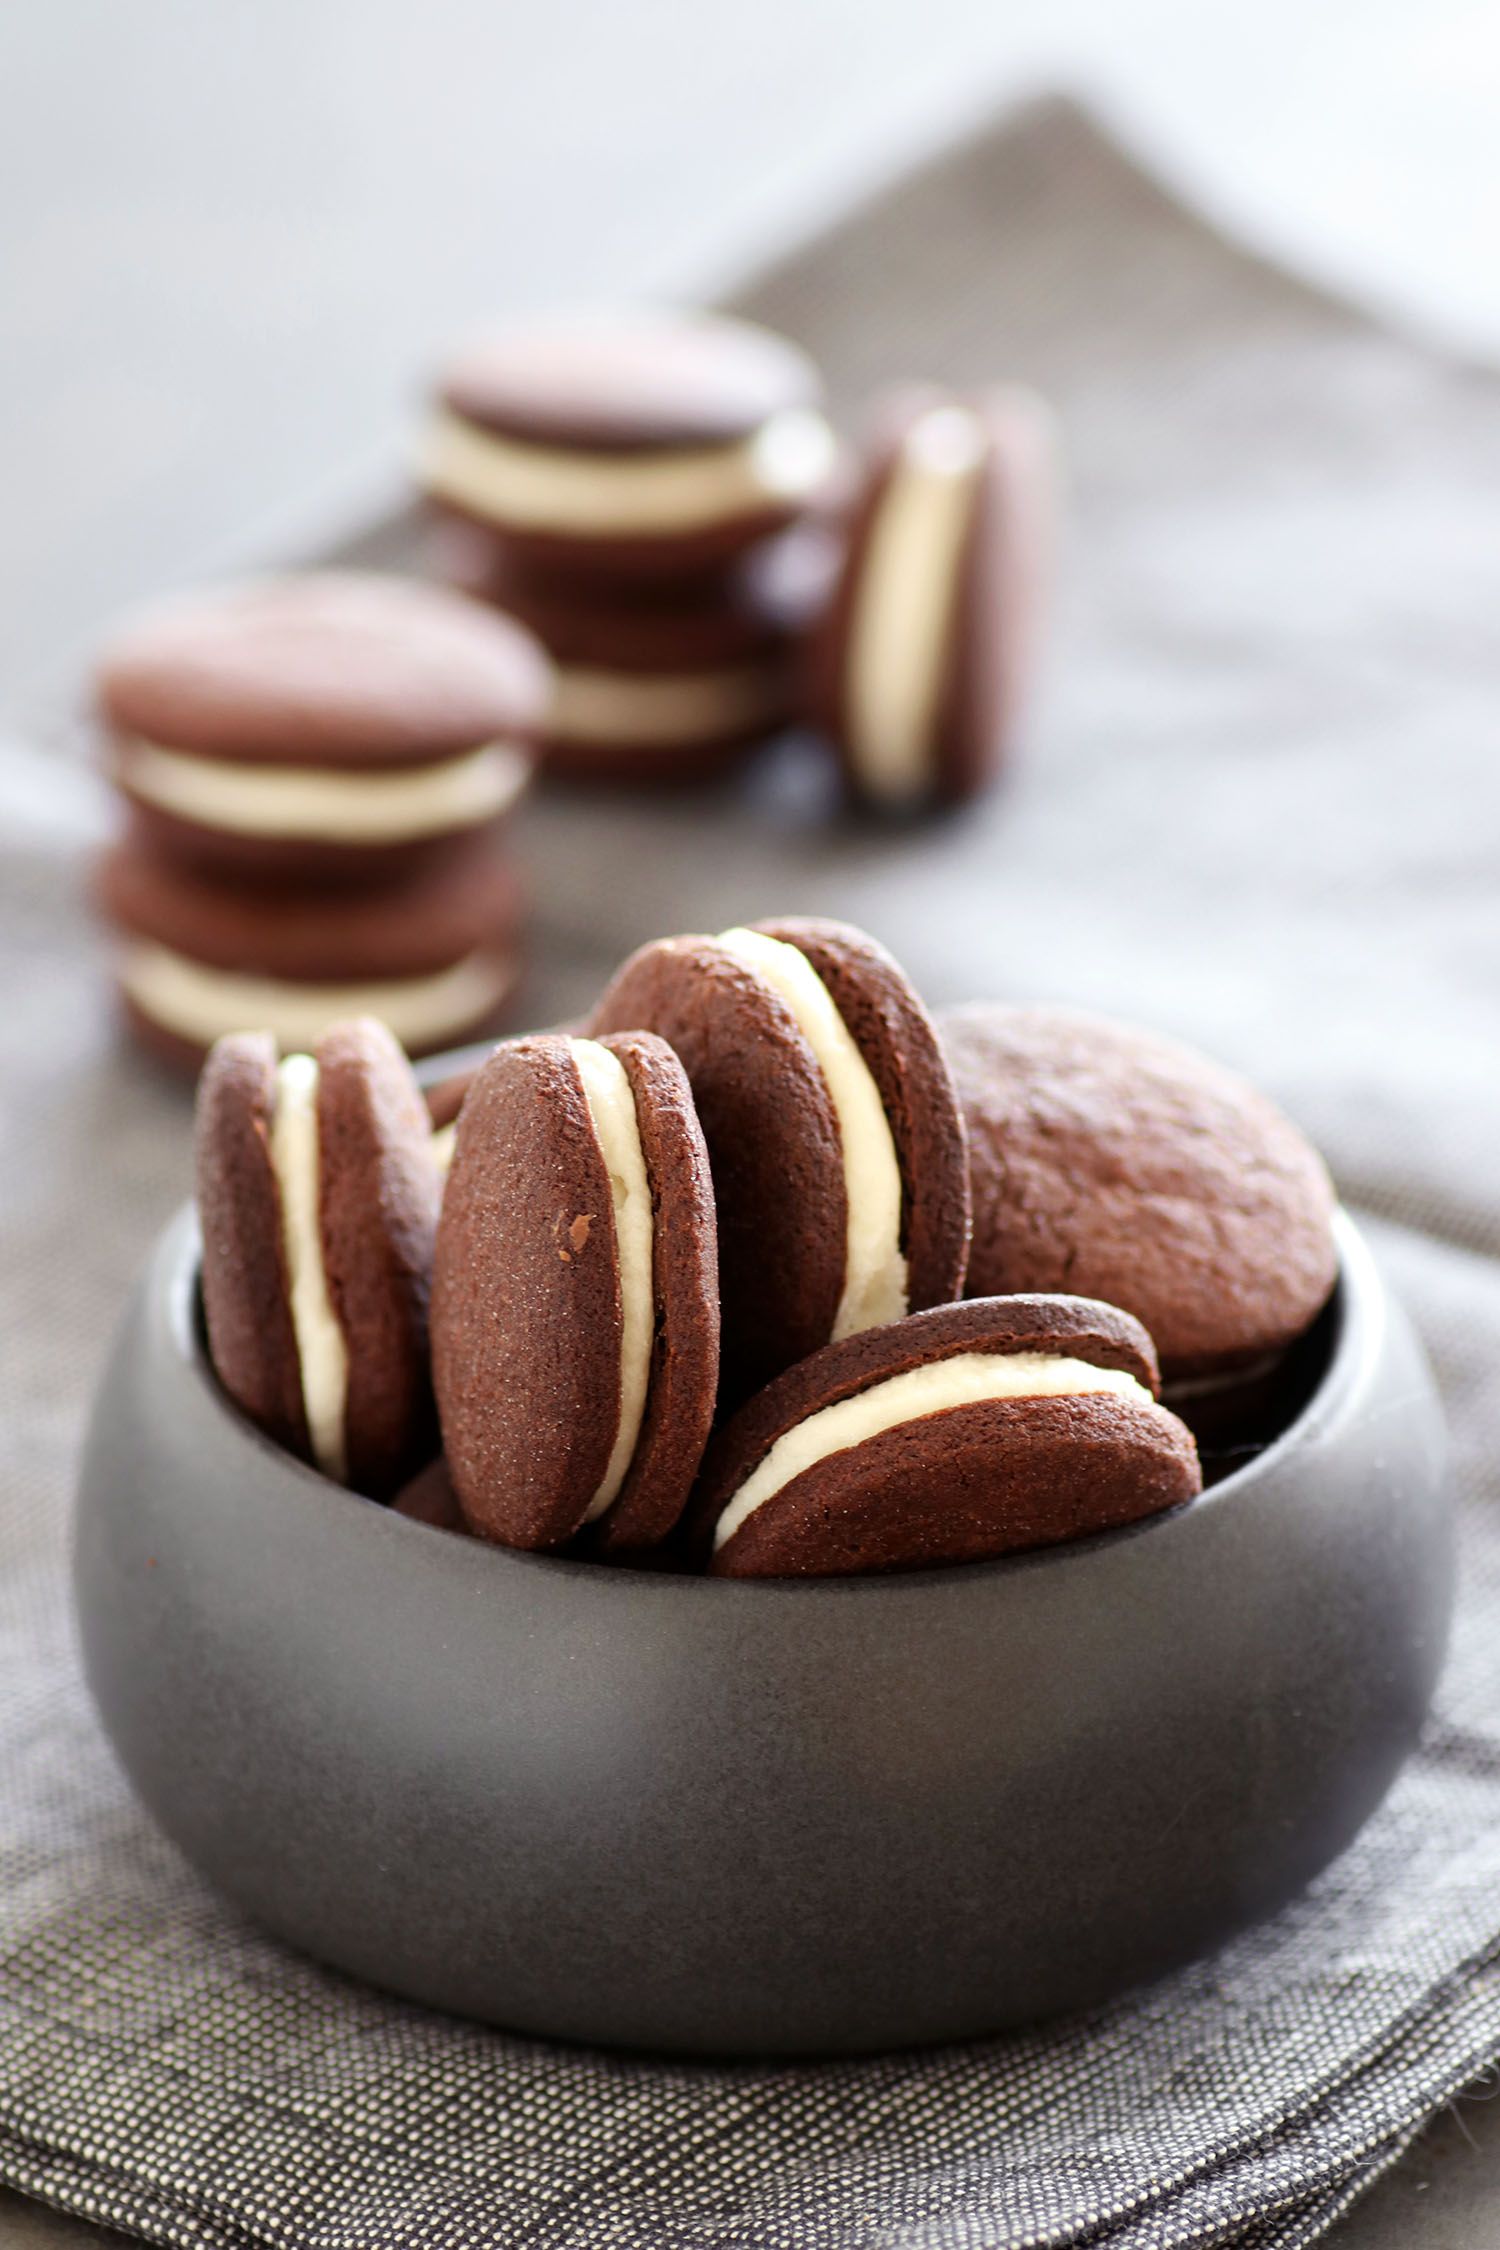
(74, 1199, 1450, 2057)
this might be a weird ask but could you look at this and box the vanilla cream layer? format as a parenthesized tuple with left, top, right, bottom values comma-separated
(713, 1351, 1152, 1552)
(549, 661, 784, 747)
(569, 1039, 655, 1522)
(714, 927, 907, 1340)
(846, 406, 988, 806)
(119, 737, 529, 843)
(420, 404, 837, 537)
(121, 941, 513, 1053)
(268, 1053, 349, 1481)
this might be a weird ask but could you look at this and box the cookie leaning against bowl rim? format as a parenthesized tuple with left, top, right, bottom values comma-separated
(418, 307, 840, 575)
(937, 1002, 1339, 1382)
(195, 1016, 440, 1499)
(431, 1030, 719, 1553)
(587, 915, 971, 1401)
(95, 828, 525, 1074)
(807, 383, 1057, 812)
(435, 517, 832, 783)
(690, 1296, 1202, 1578)
(96, 571, 549, 885)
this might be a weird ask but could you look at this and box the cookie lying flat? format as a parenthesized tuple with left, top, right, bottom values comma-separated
(419, 309, 838, 576)
(808, 385, 1056, 811)
(431, 1031, 719, 1552)
(96, 829, 524, 1073)
(438, 520, 829, 782)
(196, 1017, 439, 1497)
(939, 1004, 1338, 1383)
(98, 572, 547, 884)
(588, 917, 970, 1399)
(695, 1297, 1201, 1578)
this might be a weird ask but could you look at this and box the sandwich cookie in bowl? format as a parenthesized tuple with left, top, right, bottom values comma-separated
(97, 572, 547, 884)
(694, 1296, 1202, 1577)
(419, 309, 838, 577)
(588, 917, 970, 1399)
(96, 829, 525, 1072)
(809, 385, 1057, 811)
(195, 1017, 439, 1498)
(431, 1031, 719, 1554)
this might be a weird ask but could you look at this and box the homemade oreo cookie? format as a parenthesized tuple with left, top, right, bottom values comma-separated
(809, 384, 1056, 810)
(694, 1296, 1201, 1577)
(438, 520, 828, 782)
(195, 1017, 439, 1497)
(419, 309, 838, 576)
(431, 1031, 719, 1553)
(97, 829, 524, 1072)
(98, 572, 547, 884)
(941, 1004, 1339, 1402)
(588, 916, 970, 1398)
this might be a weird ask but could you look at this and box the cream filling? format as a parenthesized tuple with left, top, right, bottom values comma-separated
(845, 405, 988, 805)
(419, 403, 837, 536)
(117, 737, 530, 843)
(713, 1351, 1153, 1552)
(430, 1122, 456, 1172)
(120, 941, 514, 1053)
(714, 927, 907, 1339)
(549, 661, 784, 748)
(568, 1039, 655, 1523)
(267, 1053, 349, 1482)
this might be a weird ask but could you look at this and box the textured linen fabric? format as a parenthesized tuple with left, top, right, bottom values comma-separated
(5, 95, 1500, 2249)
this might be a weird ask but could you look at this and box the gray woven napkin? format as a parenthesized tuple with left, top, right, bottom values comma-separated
(6, 94, 1500, 2250)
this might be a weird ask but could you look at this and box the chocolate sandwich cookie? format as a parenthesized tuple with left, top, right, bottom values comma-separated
(393, 1456, 466, 1532)
(431, 1031, 719, 1553)
(940, 1005, 1339, 1390)
(694, 1296, 1201, 1577)
(97, 572, 548, 884)
(196, 1017, 439, 1497)
(419, 309, 838, 577)
(808, 384, 1056, 811)
(96, 829, 524, 1074)
(437, 521, 829, 782)
(588, 917, 970, 1399)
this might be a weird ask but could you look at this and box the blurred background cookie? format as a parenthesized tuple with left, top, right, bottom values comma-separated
(97, 571, 547, 886)
(808, 383, 1057, 812)
(418, 307, 838, 580)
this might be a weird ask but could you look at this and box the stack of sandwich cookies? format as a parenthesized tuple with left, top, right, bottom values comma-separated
(195, 1017, 439, 1498)
(94, 571, 545, 1072)
(694, 1297, 1201, 1576)
(97, 826, 525, 1071)
(420, 308, 840, 791)
(940, 1004, 1339, 1451)
(438, 520, 829, 784)
(808, 384, 1057, 811)
(431, 1031, 719, 1554)
(588, 916, 970, 1399)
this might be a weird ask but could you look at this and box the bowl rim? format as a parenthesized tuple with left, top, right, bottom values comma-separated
(148, 1185, 1371, 1606)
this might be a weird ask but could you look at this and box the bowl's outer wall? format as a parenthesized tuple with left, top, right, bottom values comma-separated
(74, 1210, 1453, 2056)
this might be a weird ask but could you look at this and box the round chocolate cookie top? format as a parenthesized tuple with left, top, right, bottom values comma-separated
(694, 1295, 1199, 1578)
(431, 1031, 718, 1553)
(97, 829, 524, 984)
(588, 916, 969, 1400)
(809, 383, 1056, 809)
(96, 571, 551, 769)
(437, 309, 824, 453)
(196, 1017, 440, 1498)
(941, 1003, 1339, 1376)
